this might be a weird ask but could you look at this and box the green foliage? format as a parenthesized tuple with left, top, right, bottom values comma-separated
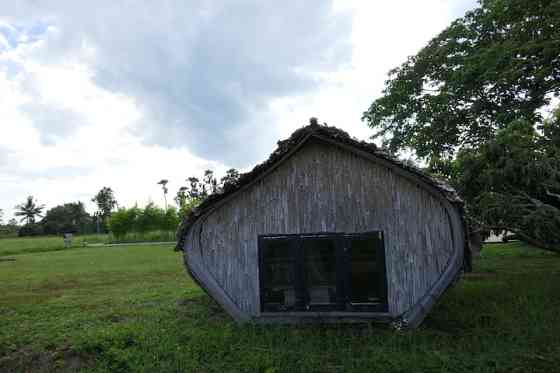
(175, 168, 241, 218)
(41, 201, 93, 235)
(17, 223, 44, 237)
(108, 230, 177, 244)
(363, 0, 560, 160)
(0, 222, 18, 238)
(162, 206, 180, 231)
(92, 187, 118, 216)
(92, 187, 118, 232)
(14, 196, 45, 225)
(107, 207, 140, 240)
(137, 203, 164, 233)
(220, 168, 241, 187)
(362, 0, 560, 252)
(452, 113, 560, 250)
(108, 204, 180, 240)
(0, 234, 109, 257)
(1, 242, 560, 372)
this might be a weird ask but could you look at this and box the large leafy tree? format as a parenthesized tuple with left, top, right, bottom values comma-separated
(14, 196, 45, 225)
(363, 0, 560, 162)
(41, 202, 92, 235)
(363, 0, 560, 252)
(453, 111, 560, 251)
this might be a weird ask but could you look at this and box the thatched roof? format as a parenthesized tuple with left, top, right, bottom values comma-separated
(176, 121, 466, 253)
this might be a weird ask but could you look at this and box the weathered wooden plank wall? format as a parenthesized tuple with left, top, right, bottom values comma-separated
(186, 139, 456, 317)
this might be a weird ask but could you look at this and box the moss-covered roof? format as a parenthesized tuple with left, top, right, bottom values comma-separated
(176, 122, 465, 251)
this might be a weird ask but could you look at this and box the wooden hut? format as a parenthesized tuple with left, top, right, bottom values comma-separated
(176, 121, 470, 328)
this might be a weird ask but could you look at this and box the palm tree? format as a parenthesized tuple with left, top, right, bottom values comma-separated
(14, 196, 45, 225)
(157, 179, 169, 210)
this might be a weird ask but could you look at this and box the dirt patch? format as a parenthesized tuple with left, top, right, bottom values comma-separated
(58, 349, 96, 372)
(0, 347, 95, 373)
(0, 307, 16, 316)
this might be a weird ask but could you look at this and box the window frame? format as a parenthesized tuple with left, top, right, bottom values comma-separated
(258, 231, 388, 313)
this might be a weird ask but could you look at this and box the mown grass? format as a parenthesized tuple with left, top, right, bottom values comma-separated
(0, 234, 109, 257)
(108, 230, 176, 244)
(0, 231, 177, 257)
(0, 241, 559, 372)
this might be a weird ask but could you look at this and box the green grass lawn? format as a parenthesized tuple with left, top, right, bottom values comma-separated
(0, 231, 177, 257)
(0, 234, 110, 257)
(1, 241, 559, 372)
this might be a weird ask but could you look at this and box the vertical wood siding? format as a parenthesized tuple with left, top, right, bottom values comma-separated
(186, 139, 458, 317)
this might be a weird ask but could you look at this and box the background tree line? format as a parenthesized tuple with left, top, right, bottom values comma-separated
(1, 167, 240, 239)
(110, 168, 241, 240)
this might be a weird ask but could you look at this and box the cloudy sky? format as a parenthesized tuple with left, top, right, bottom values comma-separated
(0, 0, 478, 221)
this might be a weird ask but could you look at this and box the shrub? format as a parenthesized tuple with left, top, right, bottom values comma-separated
(107, 204, 180, 241)
(108, 207, 140, 240)
(18, 223, 44, 237)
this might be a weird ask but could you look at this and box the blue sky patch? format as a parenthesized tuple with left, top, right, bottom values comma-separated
(0, 20, 50, 51)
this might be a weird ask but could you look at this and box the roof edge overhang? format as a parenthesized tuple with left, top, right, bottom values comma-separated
(176, 123, 470, 269)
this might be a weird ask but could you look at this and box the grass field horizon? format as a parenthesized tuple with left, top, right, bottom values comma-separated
(0, 231, 177, 257)
(1, 239, 559, 372)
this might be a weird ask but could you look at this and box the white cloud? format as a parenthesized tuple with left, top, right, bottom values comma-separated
(0, 53, 226, 220)
(0, 0, 479, 221)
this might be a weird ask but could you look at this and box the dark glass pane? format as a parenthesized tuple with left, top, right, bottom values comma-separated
(302, 239, 337, 306)
(349, 237, 381, 304)
(261, 239, 296, 311)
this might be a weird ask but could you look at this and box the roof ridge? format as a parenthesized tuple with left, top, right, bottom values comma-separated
(175, 123, 463, 251)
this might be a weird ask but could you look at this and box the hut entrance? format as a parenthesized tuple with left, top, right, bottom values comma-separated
(259, 232, 387, 313)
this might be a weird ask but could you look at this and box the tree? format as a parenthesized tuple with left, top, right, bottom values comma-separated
(162, 206, 180, 231)
(175, 169, 241, 218)
(220, 168, 241, 189)
(361, 0, 560, 252)
(41, 202, 92, 235)
(157, 179, 169, 210)
(92, 187, 117, 232)
(0, 218, 18, 237)
(175, 186, 188, 208)
(14, 196, 45, 224)
(108, 206, 140, 240)
(107, 204, 180, 240)
(186, 177, 201, 200)
(202, 170, 218, 198)
(136, 202, 164, 233)
(452, 111, 560, 252)
(363, 0, 560, 163)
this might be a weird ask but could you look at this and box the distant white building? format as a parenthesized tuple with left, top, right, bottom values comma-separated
(485, 231, 513, 243)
